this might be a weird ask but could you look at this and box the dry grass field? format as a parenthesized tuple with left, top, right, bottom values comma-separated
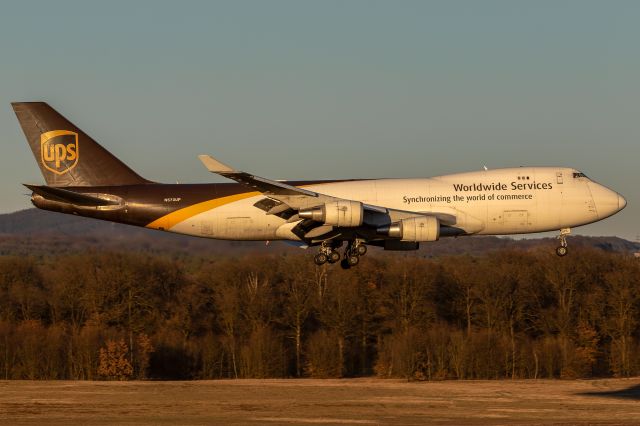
(1, 378, 639, 425)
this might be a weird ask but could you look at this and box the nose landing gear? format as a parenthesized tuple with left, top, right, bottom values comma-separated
(556, 228, 570, 257)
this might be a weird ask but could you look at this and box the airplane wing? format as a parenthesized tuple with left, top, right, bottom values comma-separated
(198, 154, 480, 240)
(198, 155, 370, 214)
(198, 155, 318, 198)
(199, 154, 385, 213)
(199, 154, 409, 240)
(200, 154, 433, 214)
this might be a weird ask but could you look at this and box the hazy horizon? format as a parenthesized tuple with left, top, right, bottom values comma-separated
(1, 1, 637, 239)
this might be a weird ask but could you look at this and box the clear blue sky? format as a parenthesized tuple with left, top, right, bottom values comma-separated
(0, 1, 637, 239)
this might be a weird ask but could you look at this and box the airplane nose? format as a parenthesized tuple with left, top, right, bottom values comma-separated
(589, 182, 625, 219)
(618, 193, 627, 210)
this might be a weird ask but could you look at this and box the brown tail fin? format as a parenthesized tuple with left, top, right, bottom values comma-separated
(12, 102, 149, 186)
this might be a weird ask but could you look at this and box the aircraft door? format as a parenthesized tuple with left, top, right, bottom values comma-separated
(503, 210, 531, 231)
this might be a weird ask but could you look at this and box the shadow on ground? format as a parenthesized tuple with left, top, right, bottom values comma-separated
(578, 384, 640, 400)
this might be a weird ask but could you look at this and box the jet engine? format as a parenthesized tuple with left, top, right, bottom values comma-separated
(378, 216, 440, 242)
(299, 200, 364, 227)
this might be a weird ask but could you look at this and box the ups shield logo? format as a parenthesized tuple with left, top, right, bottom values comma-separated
(40, 130, 79, 175)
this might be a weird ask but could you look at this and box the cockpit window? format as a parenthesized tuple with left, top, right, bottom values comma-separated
(573, 172, 588, 179)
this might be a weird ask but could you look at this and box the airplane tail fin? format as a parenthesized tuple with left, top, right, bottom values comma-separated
(12, 102, 150, 187)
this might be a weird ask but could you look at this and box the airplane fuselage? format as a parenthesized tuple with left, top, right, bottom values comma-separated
(32, 166, 624, 242)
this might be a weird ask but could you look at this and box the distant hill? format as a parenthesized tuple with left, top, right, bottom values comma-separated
(0, 209, 266, 256)
(0, 208, 638, 257)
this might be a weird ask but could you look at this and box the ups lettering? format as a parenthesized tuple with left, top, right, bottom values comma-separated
(43, 142, 77, 167)
(40, 130, 79, 175)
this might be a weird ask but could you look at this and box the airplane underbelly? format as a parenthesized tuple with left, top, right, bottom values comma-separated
(168, 195, 283, 240)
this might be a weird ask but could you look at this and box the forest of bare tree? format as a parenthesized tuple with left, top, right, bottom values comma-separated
(0, 245, 638, 381)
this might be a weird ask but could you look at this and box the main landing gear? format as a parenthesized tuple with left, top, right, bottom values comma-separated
(556, 228, 570, 257)
(340, 240, 367, 270)
(313, 239, 367, 268)
(314, 241, 341, 266)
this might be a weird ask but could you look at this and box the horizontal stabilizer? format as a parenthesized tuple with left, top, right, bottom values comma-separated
(24, 184, 120, 207)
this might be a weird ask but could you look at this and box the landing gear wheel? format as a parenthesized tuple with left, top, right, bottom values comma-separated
(314, 253, 328, 265)
(328, 251, 341, 264)
(355, 244, 367, 256)
(347, 254, 360, 266)
(555, 228, 570, 257)
(340, 258, 351, 269)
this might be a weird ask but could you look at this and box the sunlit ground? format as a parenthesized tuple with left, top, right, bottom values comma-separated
(1, 378, 640, 425)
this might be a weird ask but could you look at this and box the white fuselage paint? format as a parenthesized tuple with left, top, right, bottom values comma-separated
(169, 167, 625, 241)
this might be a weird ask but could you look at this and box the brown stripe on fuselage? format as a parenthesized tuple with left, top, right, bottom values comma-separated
(145, 191, 261, 230)
(54, 179, 359, 230)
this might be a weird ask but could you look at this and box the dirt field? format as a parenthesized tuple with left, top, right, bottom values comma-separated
(1, 378, 639, 425)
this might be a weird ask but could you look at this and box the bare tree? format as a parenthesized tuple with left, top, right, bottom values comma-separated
(278, 258, 315, 377)
(603, 259, 640, 377)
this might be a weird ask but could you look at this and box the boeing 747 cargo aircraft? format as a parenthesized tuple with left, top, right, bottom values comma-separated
(12, 102, 626, 268)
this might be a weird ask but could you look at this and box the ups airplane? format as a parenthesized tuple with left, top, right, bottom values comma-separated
(12, 102, 627, 268)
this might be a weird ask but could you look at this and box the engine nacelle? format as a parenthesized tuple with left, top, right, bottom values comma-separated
(379, 216, 440, 242)
(299, 200, 364, 227)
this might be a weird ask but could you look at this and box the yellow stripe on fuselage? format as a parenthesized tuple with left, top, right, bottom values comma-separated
(146, 191, 260, 230)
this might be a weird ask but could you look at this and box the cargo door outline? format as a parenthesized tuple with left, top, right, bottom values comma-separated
(503, 210, 531, 230)
(200, 220, 214, 236)
(226, 216, 253, 239)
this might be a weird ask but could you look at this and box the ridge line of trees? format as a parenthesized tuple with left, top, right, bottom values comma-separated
(0, 247, 638, 380)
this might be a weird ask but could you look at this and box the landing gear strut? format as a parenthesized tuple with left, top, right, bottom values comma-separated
(556, 228, 570, 257)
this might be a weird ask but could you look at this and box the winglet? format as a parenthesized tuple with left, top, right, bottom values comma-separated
(198, 154, 236, 173)
(197, 154, 319, 198)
